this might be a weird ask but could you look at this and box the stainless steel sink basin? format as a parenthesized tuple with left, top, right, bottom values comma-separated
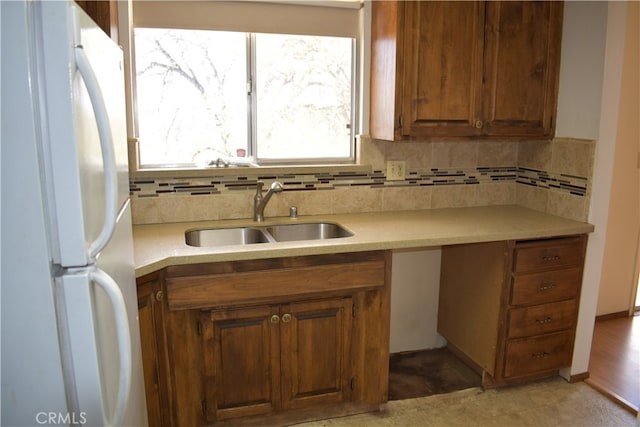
(185, 222, 353, 247)
(185, 227, 271, 247)
(265, 222, 353, 242)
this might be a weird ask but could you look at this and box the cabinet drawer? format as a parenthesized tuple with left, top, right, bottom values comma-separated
(514, 237, 585, 273)
(507, 299, 578, 338)
(504, 330, 574, 378)
(511, 267, 582, 306)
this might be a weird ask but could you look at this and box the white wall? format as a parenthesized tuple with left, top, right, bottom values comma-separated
(555, 2, 607, 140)
(595, 1, 639, 316)
(565, 1, 629, 378)
(390, 249, 446, 353)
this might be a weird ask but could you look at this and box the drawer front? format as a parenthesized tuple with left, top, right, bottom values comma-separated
(504, 330, 574, 378)
(507, 299, 578, 338)
(511, 267, 582, 306)
(166, 260, 386, 310)
(514, 237, 585, 273)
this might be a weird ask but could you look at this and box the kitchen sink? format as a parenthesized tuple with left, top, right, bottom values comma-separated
(185, 227, 272, 247)
(265, 222, 353, 242)
(185, 222, 353, 247)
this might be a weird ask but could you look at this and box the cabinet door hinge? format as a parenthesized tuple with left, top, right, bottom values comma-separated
(398, 114, 404, 129)
(201, 399, 207, 416)
(196, 321, 202, 336)
(350, 377, 355, 391)
(352, 304, 356, 318)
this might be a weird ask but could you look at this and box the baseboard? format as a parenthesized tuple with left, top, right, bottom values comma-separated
(595, 310, 629, 321)
(585, 378, 639, 416)
(569, 371, 589, 383)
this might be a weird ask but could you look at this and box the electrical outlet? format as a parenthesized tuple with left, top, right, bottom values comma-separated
(386, 161, 406, 181)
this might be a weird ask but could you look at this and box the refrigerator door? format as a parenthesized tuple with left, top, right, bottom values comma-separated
(57, 201, 147, 426)
(35, 1, 129, 267)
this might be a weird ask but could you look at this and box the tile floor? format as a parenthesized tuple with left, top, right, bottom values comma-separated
(294, 377, 637, 427)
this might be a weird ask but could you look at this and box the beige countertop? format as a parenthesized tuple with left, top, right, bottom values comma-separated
(133, 205, 594, 278)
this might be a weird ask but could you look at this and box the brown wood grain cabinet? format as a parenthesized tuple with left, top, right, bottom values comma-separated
(370, 1, 563, 141)
(438, 235, 586, 387)
(137, 272, 173, 426)
(75, 0, 119, 43)
(137, 251, 391, 426)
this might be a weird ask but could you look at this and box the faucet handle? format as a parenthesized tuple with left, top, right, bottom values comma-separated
(270, 181, 284, 192)
(255, 181, 265, 192)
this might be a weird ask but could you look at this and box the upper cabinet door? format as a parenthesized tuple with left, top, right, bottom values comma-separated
(482, 1, 563, 139)
(401, 1, 485, 138)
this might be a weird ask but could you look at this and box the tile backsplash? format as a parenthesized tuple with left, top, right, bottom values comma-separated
(130, 137, 594, 224)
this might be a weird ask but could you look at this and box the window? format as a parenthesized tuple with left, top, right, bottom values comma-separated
(133, 28, 355, 168)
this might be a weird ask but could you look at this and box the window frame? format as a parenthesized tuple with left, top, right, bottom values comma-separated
(123, 1, 362, 172)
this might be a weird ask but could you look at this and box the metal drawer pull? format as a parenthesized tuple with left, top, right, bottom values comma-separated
(539, 283, 556, 291)
(531, 351, 550, 359)
(542, 255, 560, 261)
(536, 317, 553, 324)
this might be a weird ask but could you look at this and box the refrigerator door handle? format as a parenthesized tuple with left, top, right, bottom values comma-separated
(74, 40, 118, 261)
(90, 268, 132, 427)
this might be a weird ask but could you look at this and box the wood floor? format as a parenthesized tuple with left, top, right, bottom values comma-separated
(585, 313, 639, 415)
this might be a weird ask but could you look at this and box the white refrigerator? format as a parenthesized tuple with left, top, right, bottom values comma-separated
(1, 1, 148, 426)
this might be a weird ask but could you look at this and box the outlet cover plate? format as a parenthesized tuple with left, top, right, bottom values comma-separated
(387, 161, 406, 181)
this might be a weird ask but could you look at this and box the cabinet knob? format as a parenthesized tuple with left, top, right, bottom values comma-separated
(474, 120, 483, 129)
(155, 290, 164, 301)
(281, 313, 292, 323)
(270, 315, 280, 324)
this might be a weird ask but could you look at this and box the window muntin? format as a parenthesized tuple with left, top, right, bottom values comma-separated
(133, 28, 355, 168)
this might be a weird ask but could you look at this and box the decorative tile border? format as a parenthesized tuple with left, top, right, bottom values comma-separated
(130, 166, 587, 198)
(517, 167, 588, 197)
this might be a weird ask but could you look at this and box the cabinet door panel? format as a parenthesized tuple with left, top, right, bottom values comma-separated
(402, 1, 484, 137)
(280, 298, 352, 410)
(483, 1, 563, 137)
(203, 306, 280, 421)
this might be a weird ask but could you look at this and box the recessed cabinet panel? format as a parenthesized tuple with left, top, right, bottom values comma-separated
(281, 298, 353, 410)
(402, 1, 484, 137)
(203, 306, 280, 421)
(483, 1, 563, 137)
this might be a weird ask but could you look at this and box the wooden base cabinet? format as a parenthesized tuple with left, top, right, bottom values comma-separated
(137, 251, 391, 426)
(201, 298, 353, 422)
(137, 272, 173, 426)
(438, 236, 586, 387)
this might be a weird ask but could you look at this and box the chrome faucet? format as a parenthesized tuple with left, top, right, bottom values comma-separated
(254, 181, 284, 222)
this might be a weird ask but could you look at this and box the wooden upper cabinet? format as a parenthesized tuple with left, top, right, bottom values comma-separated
(401, 1, 485, 138)
(370, 1, 563, 141)
(482, 2, 563, 138)
(75, 0, 119, 43)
